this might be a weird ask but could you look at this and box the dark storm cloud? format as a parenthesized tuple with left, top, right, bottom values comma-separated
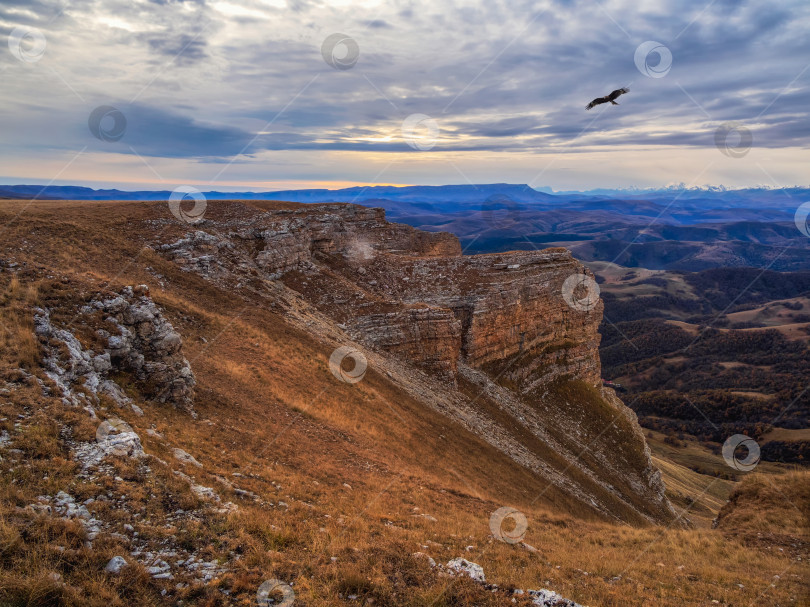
(94, 104, 254, 158)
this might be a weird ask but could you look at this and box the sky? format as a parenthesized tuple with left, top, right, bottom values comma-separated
(1, 0, 808, 192)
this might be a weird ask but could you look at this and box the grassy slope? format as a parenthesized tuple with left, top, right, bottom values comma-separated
(0, 200, 807, 606)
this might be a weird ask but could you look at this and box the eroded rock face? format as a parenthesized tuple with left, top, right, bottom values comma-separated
(151, 202, 675, 524)
(35, 286, 195, 414)
(346, 307, 462, 380)
(93, 286, 196, 411)
(159, 205, 460, 281)
(156, 204, 599, 387)
(347, 248, 602, 389)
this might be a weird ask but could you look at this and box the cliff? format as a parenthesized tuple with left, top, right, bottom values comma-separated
(156, 200, 674, 525)
(160, 203, 601, 388)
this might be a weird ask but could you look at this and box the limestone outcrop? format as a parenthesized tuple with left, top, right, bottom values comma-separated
(93, 286, 196, 410)
(157, 203, 600, 386)
(35, 286, 195, 414)
(152, 201, 674, 524)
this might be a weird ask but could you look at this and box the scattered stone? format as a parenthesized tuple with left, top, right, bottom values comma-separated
(412, 552, 436, 567)
(446, 558, 486, 583)
(74, 419, 145, 470)
(190, 484, 219, 501)
(438, 557, 586, 606)
(527, 588, 585, 607)
(233, 487, 261, 501)
(173, 448, 202, 467)
(146, 559, 173, 579)
(415, 513, 438, 522)
(50, 491, 104, 541)
(105, 556, 128, 574)
(173, 470, 220, 502)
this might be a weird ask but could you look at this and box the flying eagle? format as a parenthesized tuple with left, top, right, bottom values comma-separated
(586, 87, 629, 110)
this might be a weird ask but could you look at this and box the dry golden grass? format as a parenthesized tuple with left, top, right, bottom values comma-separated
(715, 469, 809, 537)
(646, 427, 787, 479)
(0, 275, 41, 370)
(652, 456, 734, 527)
(0, 199, 807, 606)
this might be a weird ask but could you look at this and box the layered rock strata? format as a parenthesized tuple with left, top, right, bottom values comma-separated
(152, 201, 675, 525)
(159, 203, 600, 387)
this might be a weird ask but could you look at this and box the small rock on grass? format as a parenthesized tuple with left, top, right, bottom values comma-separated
(105, 556, 128, 574)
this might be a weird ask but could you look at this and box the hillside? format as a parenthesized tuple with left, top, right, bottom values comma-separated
(0, 199, 807, 606)
(592, 264, 810, 470)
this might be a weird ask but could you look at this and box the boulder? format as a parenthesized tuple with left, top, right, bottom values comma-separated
(35, 286, 196, 415)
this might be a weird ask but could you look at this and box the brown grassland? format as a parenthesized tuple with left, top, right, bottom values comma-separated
(0, 199, 807, 606)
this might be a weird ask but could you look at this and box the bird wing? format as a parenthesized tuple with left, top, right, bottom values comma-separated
(586, 96, 607, 110)
(608, 87, 629, 100)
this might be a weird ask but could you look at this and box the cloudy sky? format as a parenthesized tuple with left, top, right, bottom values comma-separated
(1, 0, 808, 192)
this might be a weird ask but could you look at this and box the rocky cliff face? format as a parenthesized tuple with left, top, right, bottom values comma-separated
(345, 248, 603, 390)
(159, 203, 601, 387)
(155, 201, 674, 524)
(347, 307, 463, 379)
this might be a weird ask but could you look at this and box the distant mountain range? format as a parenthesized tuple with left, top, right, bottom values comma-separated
(2, 182, 808, 208)
(3, 183, 809, 270)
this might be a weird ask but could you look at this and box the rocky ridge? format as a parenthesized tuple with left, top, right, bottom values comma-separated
(159, 203, 601, 388)
(151, 201, 674, 525)
(1, 199, 806, 606)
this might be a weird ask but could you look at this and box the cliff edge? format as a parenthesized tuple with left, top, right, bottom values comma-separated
(155, 200, 675, 525)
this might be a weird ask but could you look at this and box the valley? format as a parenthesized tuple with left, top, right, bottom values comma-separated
(592, 265, 810, 472)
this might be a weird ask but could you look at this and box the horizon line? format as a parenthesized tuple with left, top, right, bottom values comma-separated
(3, 182, 810, 196)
